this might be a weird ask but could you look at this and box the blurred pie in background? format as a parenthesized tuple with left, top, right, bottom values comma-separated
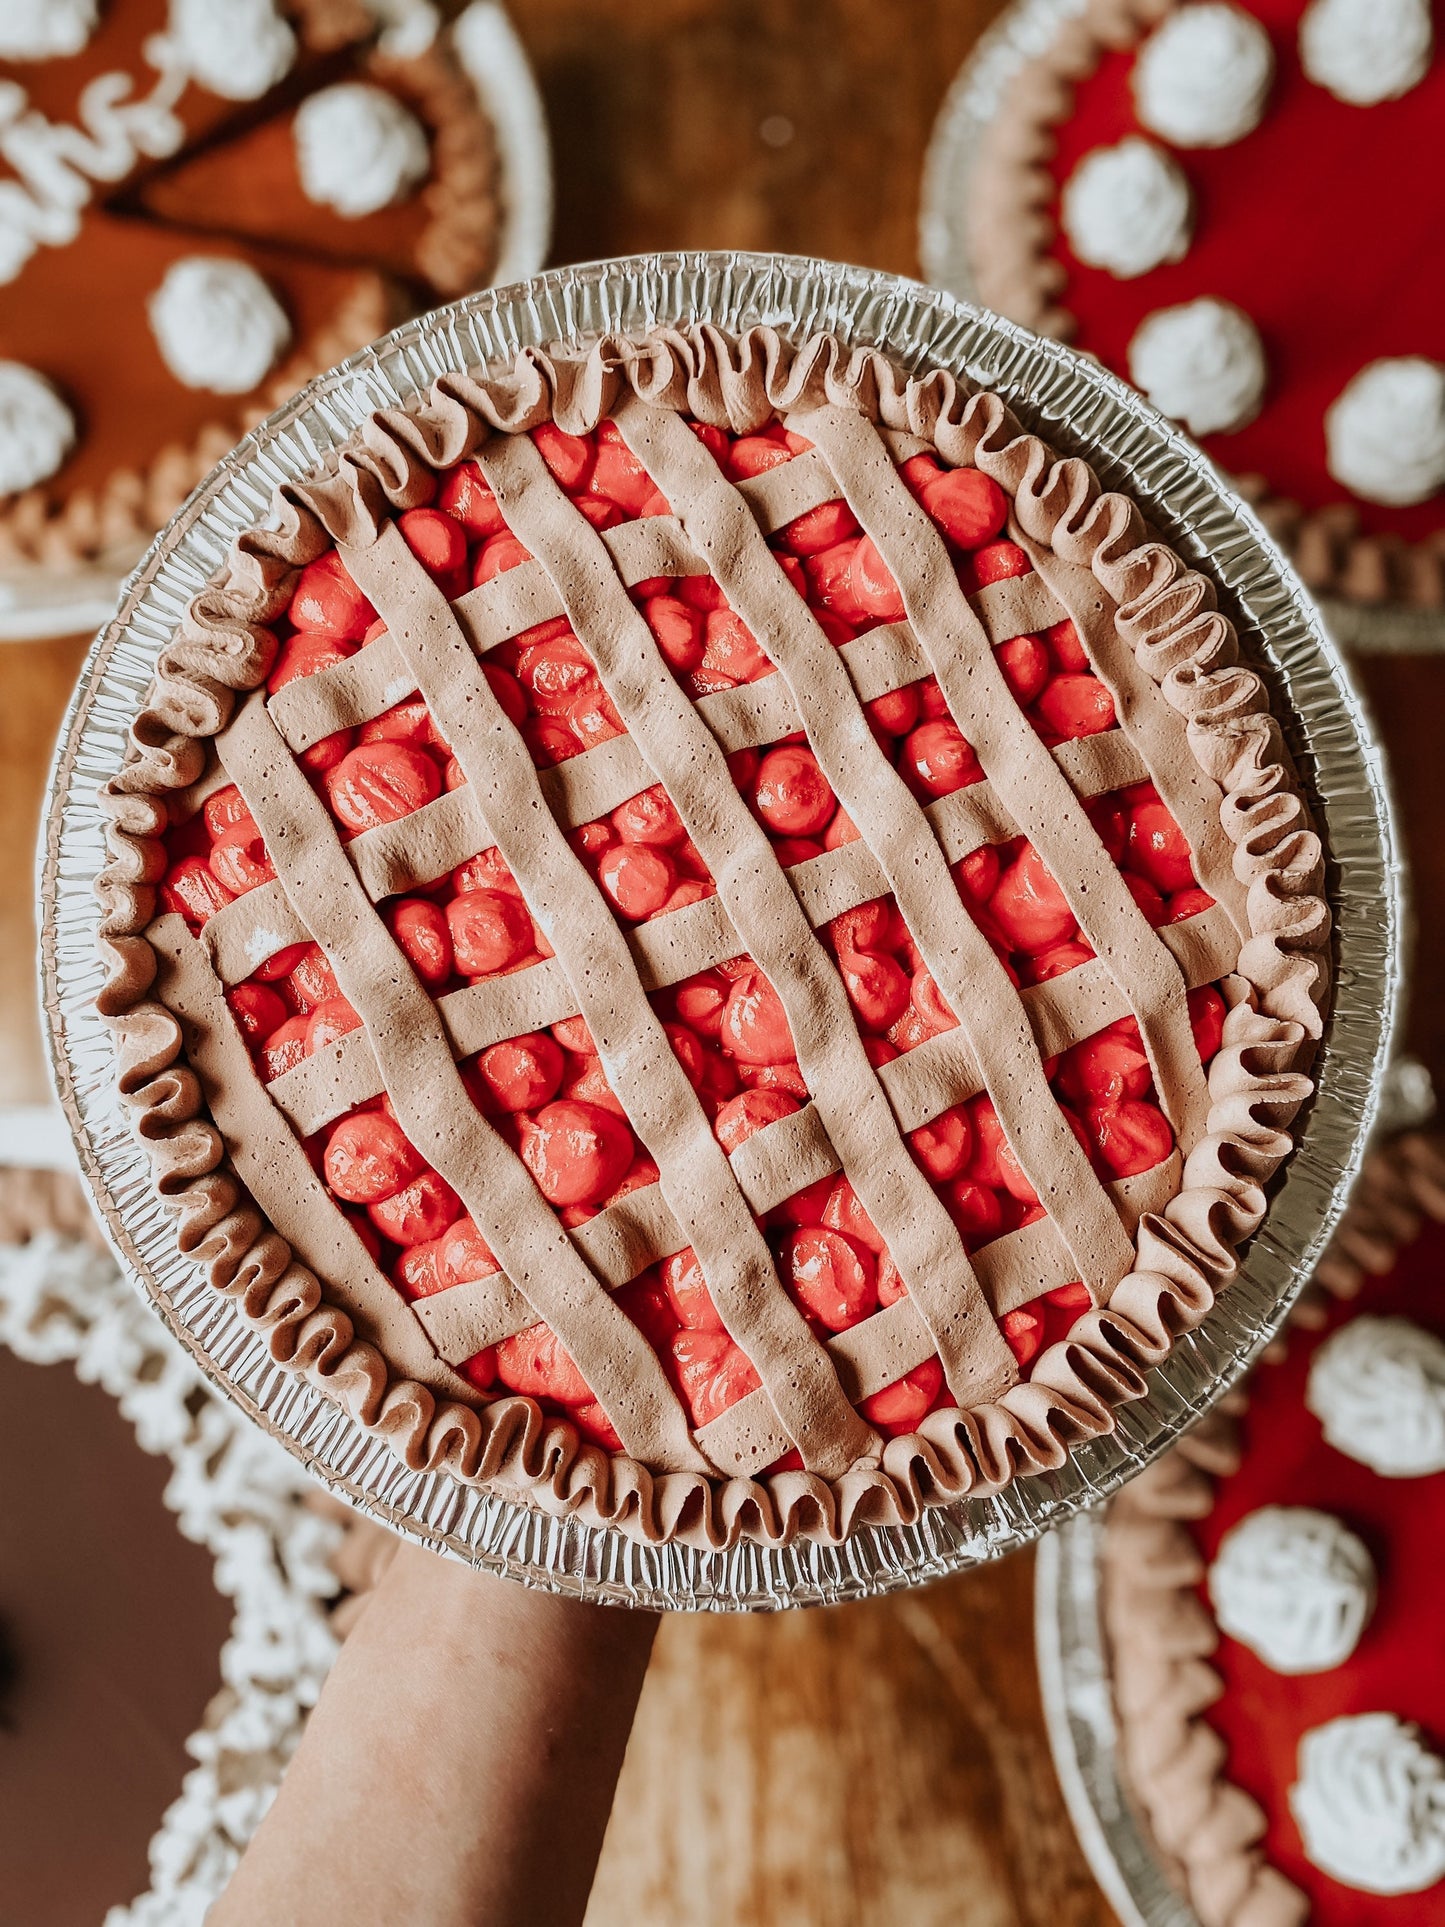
(0, 0, 499, 589)
(964, 0, 1445, 609)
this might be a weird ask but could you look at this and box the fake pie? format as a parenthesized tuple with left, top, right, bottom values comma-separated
(1104, 1135, 1445, 1921)
(98, 326, 1331, 1548)
(965, 0, 1445, 608)
(0, 0, 496, 584)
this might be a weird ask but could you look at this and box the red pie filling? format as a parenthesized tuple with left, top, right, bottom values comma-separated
(159, 415, 1230, 1460)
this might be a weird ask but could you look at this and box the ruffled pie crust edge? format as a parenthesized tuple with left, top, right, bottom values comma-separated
(965, 0, 1445, 612)
(93, 324, 1330, 1551)
(0, 5, 498, 578)
(1102, 1130, 1445, 1927)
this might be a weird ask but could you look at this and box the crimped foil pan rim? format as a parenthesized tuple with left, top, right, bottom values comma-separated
(39, 250, 1401, 1611)
(918, 0, 1445, 659)
(1035, 1517, 1198, 1925)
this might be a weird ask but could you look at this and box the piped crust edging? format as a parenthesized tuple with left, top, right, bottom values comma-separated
(964, 0, 1445, 612)
(1102, 1131, 1445, 1927)
(93, 324, 1329, 1550)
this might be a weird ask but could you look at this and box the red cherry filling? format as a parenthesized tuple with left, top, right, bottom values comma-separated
(156, 410, 1236, 1458)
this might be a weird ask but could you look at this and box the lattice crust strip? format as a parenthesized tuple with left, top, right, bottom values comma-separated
(100, 325, 1330, 1549)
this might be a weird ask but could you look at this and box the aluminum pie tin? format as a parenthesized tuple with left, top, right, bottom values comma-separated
(0, 0, 552, 645)
(918, 0, 1445, 660)
(40, 250, 1401, 1611)
(1035, 1515, 1197, 1926)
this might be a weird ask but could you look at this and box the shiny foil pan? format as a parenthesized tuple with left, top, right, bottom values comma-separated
(39, 251, 1402, 1610)
(1035, 1515, 1197, 1926)
(918, 0, 1445, 660)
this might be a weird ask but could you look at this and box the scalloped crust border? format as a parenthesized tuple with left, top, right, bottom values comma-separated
(964, 0, 1445, 612)
(1102, 1130, 1445, 1927)
(93, 323, 1330, 1551)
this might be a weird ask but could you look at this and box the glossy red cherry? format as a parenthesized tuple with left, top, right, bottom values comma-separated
(476, 1032, 565, 1112)
(532, 422, 594, 491)
(369, 1168, 462, 1246)
(919, 468, 1007, 550)
(858, 1358, 945, 1436)
(520, 1099, 634, 1207)
(325, 742, 441, 833)
(1078, 1099, 1174, 1178)
(1127, 799, 1196, 895)
(997, 633, 1049, 707)
(820, 1175, 886, 1253)
(324, 1111, 424, 1204)
(383, 897, 453, 988)
(288, 549, 375, 639)
(1034, 674, 1117, 741)
(473, 533, 533, 585)
(848, 536, 907, 621)
(1057, 1029, 1151, 1107)
(208, 823, 275, 896)
(779, 1226, 877, 1331)
(280, 942, 339, 1013)
(670, 1331, 761, 1429)
(902, 718, 982, 798)
(438, 1215, 499, 1286)
(1045, 616, 1089, 673)
(971, 540, 1030, 587)
(713, 1089, 799, 1154)
(989, 843, 1077, 954)
(642, 594, 706, 673)
(226, 980, 287, 1045)
(752, 743, 836, 837)
(721, 969, 795, 1065)
(839, 950, 910, 1032)
(304, 995, 362, 1054)
(659, 1247, 725, 1333)
(908, 1105, 972, 1181)
(496, 1322, 592, 1405)
(778, 498, 858, 556)
(161, 855, 234, 929)
(397, 507, 467, 588)
(438, 460, 507, 537)
(447, 890, 535, 977)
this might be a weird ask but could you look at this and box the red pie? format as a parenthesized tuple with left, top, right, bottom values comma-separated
(97, 325, 1330, 1547)
(965, 0, 1445, 609)
(1105, 1132, 1445, 1922)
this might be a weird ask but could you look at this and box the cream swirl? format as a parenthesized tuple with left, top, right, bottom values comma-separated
(1208, 1506, 1375, 1673)
(1128, 297, 1267, 436)
(1292, 1714, 1445, 1894)
(0, 0, 99, 59)
(1307, 1313, 1445, 1474)
(166, 0, 297, 103)
(1326, 359, 1445, 506)
(1133, 4, 1275, 148)
(0, 362, 76, 495)
(1060, 138, 1193, 279)
(1300, 0, 1433, 104)
(293, 83, 431, 218)
(147, 257, 291, 396)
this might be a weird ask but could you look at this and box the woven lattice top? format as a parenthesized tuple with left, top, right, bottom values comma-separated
(100, 327, 1329, 1547)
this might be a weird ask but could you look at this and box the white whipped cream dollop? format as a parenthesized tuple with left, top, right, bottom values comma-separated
(1325, 359, 1445, 506)
(1133, 4, 1276, 147)
(167, 0, 297, 103)
(293, 83, 431, 218)
(1060, 137, 1193, 279)
(1300, 0, 1433, 104)
(0, 362, 76, 495)
(1208, 1506, 1375, 1673)
(148, 257, 291, 396)
(1307, 1312, 1445, 1473)
(1128, 297, 1267, 436)
(0, 0, 99, 59)
(1292, 1714, 1445, 1894)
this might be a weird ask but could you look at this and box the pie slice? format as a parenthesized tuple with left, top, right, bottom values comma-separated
(98, 325, 1331, 1550)
(0, 0, 497, 587)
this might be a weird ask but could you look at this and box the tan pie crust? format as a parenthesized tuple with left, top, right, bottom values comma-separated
(95, 325, 1330, 1549)
(1102, 1129, 1445, 1927)
(966, 0, 1445, 612)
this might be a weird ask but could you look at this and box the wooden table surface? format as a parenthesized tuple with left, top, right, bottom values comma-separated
(5, 5, 1442, 1923)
